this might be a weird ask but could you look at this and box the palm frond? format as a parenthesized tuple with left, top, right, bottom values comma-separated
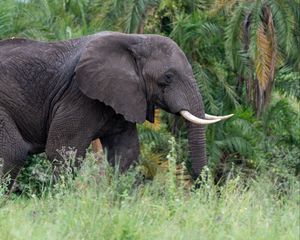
(99, 0, 125, 31)
(255, 24, 272, 91)
(224, 3, 245, 69)
(275, 67, 300, 100)
(193, 63, 219, 113)
(262, 93, 300, 145)
(124, 0, 146, 33)
(207, 109, 261, 169)
(216, 136, 253, 157)
(270, 0, 296, 56)
(210, 0, 239, 14)
(248, 0, 262, 61)
(209, 62, 239, 108)
(0, 0, 15, 39)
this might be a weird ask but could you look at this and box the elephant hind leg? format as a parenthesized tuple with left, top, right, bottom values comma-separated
(0, 112, 29, 190)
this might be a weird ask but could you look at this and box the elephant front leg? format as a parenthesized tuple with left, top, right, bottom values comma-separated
(101, 122, 139, 172)
(45, 121, 93, 175)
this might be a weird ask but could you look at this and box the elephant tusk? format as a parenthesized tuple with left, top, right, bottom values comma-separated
(180, 110, 221, 125)
(205, 113, 234, 120)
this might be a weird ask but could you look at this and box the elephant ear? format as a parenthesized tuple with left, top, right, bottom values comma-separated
(74, 33, 147, 123)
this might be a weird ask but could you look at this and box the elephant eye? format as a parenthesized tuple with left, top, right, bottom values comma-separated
(164, 72, 174, 84)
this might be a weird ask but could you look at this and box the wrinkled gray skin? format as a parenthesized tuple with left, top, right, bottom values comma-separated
(0, 32, 206, 187)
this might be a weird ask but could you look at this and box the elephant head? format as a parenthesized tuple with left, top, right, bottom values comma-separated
(74, 32, 232, 178)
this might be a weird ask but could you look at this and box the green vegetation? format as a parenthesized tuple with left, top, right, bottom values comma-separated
(1, 0, 299, 239)
(1, 153, 299, 240)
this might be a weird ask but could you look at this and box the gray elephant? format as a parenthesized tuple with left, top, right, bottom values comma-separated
(0, 32, 232, 188)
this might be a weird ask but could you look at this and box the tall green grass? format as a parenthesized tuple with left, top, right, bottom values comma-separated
(0, 152, 299, 240)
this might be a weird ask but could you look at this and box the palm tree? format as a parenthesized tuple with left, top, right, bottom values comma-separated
(213, 0, 300, 116)
(0, 0, 101, 40)
(100, 0, 158, 33)
(170, 11, 238, 114)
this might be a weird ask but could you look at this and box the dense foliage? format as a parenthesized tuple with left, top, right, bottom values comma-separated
(0, 0, 299, 183)
(0, 1, 299, 239)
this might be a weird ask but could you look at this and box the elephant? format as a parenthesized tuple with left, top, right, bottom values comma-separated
(0, 32, 232, 188)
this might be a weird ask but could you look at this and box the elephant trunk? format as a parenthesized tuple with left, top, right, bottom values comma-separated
(185, 81, 207, 179)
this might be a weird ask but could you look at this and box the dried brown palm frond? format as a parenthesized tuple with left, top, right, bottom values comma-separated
(143, 108, 161, 131)
(255, 24, 272, 91)
(255, 6, 279, 115)
(156, 160, 192, 189)
(255, 10, 277, 91)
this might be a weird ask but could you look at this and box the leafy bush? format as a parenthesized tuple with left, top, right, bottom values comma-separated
(16, 154, 53, 197)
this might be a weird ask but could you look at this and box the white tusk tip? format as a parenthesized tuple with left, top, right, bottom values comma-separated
(205, 113, 234, 120)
